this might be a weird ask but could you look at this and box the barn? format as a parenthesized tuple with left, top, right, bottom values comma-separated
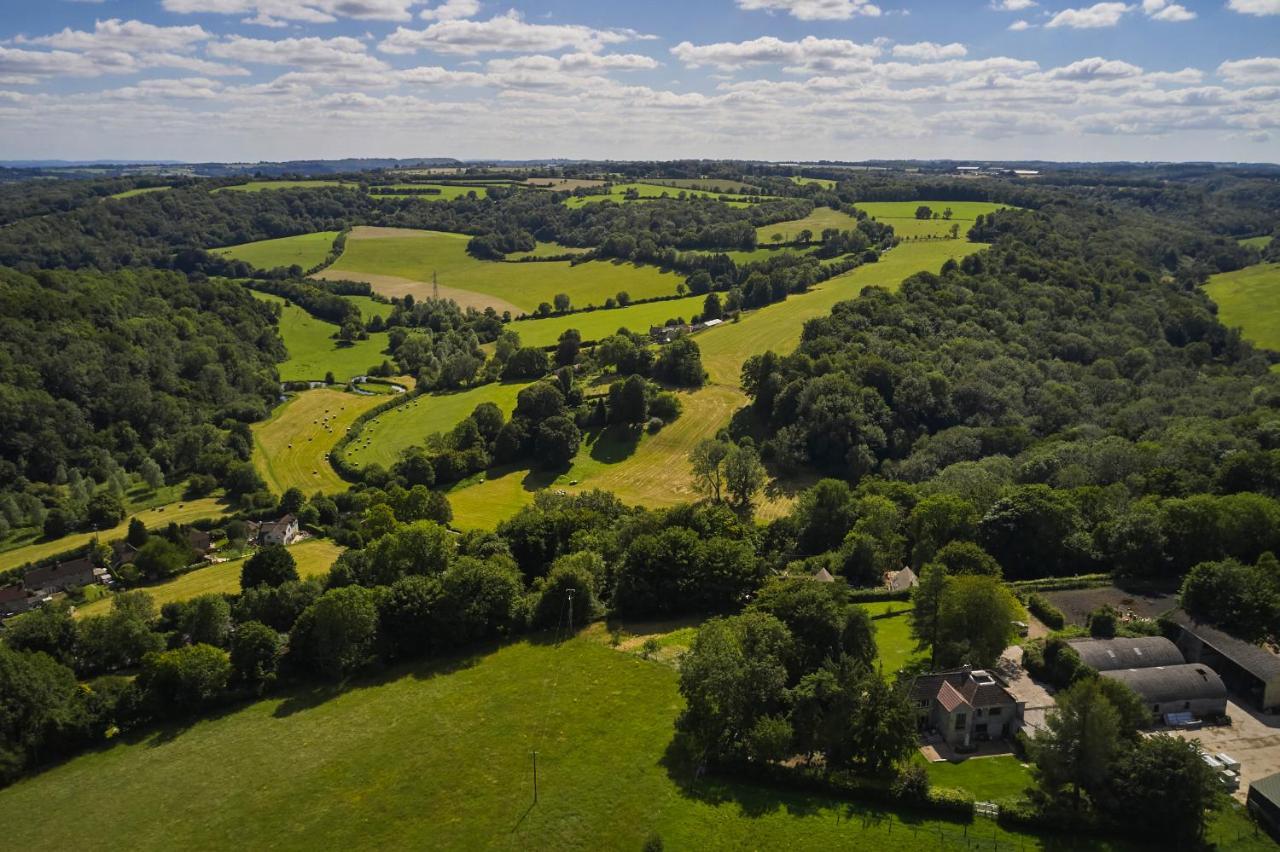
(1168, 611, 1280, 712)
(1101, 665, 1227, 720)
(1067, 636, 1185, 671)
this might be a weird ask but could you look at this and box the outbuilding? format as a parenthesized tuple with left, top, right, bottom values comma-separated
(1168, 611, 1280, 712)
(1067, 636, 1185, 672)
(1100, 664, 1227, 721)
(1249, 772, 1280, 843)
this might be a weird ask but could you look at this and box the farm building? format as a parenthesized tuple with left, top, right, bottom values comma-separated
(908, 667, 1024, 748)
(1168, 611, 1280, 712)
(884, 567, 918, 592)
(1248, 772, 1280, 842)
(23, 557, 102, 595)
(0, 584, 37, 617)
(1100, 665, 1227, 720)
(1067, 636, 1186, 671)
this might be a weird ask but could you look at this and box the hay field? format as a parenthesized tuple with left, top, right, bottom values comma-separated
(252, 388, 387, 495)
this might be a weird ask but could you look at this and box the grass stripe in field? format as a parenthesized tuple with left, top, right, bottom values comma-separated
(1206, 262, 1280, 357)
(0, 496, 231, 573)
(252, 388, 388, 495)
(74, 538, 344, 619)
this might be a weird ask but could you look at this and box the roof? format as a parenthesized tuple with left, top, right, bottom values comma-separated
(886, 567, 918, 591)
(0, 585, 28, 604)
(909, 668, 1018, 710)
(262, 515, 297, 537)
(24, 557, 97, 589)
(937, 680, 970, 713)
(1251, 772, 1280, 807)
(811, 567, 835, 583)
(1101, 664, 1226, 704)
(1169, 611, 1280, 683)
(1068, 637, 1185, 671)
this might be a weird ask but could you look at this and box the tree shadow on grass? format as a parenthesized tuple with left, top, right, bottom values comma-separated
(584, 425, 640, 465)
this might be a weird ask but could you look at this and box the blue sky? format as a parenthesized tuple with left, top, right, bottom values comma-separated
(1, 0, 1278, 162)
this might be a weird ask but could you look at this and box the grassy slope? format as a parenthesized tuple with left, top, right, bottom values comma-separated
(0, 497, 231, 573)
(75, 539, 344, 618)
(368, 184, 490, 200)
(508, 296, 706, 348)
(252, 388, 387, 495)
(0, 637, 1124, 852)
(323, 228, 680, 313)
(255, 292, 390, 383)
(106, 187, 171, 200)
(345, 295, 395, 321)
(565, 183, 775, 209)
(1239, 236, 1274, 250)
(344, 381, 528, 471)
(504, 242, 590, 260)
(1206, 263, 1280, 353)
(215, 232, 339, 271)
(215, 181, 356, 192)
(446, 241, 982, 529)
(757, 208, 862, 243)
(854, 201, 1008, 240)
(791, 176, 837, 189)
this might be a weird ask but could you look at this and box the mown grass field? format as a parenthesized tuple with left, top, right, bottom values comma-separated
(504, 241, 589, 260)
(1206, 262, 1280, 353)
(215, 231, 339, 271)
(344, 381, 527, 471)
(0, 496, 231, 573)
(107, 186, 171, 199)
(854, 200, 1009, 239)
(445, 240, 983, 529)
(1239, 236, 1274, 250)
(75, 538, 344, 619)
(215, 180, 357, 192)
(345, 295, 395, 321)
(858, 603, 927, 674)
(254, 292, 390, 383)
(757, 207, 862, 243)
(0, 636, 1163, 852)
(253, 388, 387, 495)
(508, 296, 706, 348)
(319, 227, 680, 314)
(639, 178, 762, 194)
(565, 183, 774, 209)
(916, 755, 1031, 802)
(791, 176, 837, 189)
(369, 183, 493, 201)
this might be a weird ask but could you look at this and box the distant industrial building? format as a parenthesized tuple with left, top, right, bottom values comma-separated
(1168, 612, 1280, 712)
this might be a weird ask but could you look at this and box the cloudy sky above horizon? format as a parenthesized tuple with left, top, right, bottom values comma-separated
(1, 0, 1278, 163)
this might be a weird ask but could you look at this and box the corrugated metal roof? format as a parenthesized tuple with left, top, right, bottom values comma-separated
(1101, 664, 1226, 704)
(1251, 772, 1280, 806)
(1068, 637, 1185, 671)
(1169, 610, 1280, 682)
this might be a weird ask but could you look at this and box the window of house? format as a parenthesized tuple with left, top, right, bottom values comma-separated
(955, 713, 967, 731)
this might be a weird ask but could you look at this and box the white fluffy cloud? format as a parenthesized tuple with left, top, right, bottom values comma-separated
(17, 18, 211, 53)
(735, 0, 881, 20)
(670, 36, 882, 71)
(1046, 3, 1132, 28)
(209, 35, 390, 70)
(1009, 19, 1033, 29)
(1227, 0, 1280, 15)
(1218, 57, 1280, 83)
(990, 0, 1037, 9)
(418, 0, 479, 20)
(892, 42, 968, 62)
(380, 11, 646, 55)
(1043, 56, 1143, 80)
(162, 0, 429, 25)
(1141, 0, 1195, 21)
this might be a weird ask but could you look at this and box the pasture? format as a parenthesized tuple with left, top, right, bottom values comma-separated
(343, 381, 528, 471)
(639, 178, 762, 194)
(318, 226, 680, 314)
(507, 296, 705, 348)
(254, 292, 391, 383)
(504, 241, 589, 260)
(216, 231, 339, 271)
(75, 538, 344, 619)
(107, 186, 171, 199)
(1206, 262, 1280, 354)
(565, 183, 775, 209)
(0, 636, 1113, 852)
(345, 295, 395, 321)
(445, 240, 983, 530)
(368, 183, 493, 201)
(853, 200, 1009, 239)
(214, 180, 357, 192)
(0, 496, 231, 573)
(791, 176, 837, 189)
(1240, 235, 1274, 250)
(252, 388, 387, 495)
(525, 178, 607, 190)
(756, 207, 862, 243)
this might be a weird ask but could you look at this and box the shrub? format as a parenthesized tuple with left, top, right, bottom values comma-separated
(1026, 593, 1066, 630)
(891, 764, 930, 803)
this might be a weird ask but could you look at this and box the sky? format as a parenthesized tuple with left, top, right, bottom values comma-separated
(0, 0, 1278, 163)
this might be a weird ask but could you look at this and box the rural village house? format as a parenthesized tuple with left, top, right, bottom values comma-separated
(23, 556, 104, 596)
(259, 514, 300, 547)
(908, 667, 1024, 748)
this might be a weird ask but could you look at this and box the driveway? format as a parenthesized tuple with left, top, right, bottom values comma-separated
(1160, 699, 1280, 802)
(996, 643, 1057, 736)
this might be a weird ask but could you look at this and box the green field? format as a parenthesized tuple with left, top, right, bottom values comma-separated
(858, 605, 927, 674)
(343, 381, 528, 471)
(369, 183, 496, 201)
(917, 755, 1032, 801)
(639, 178, 763, 194)
(0, 636, 1115, 852)
(319, 227, 680, 315)
(854, 201, 1009, 239)
(75, 538, 344, 619)
(504, 241, 590, 260)
(216, 231, 339, 271)
(1240, 236, 1275, 250)
(0, 496, 231, 573)
(1206, 263, 1280, 353)
(508, 296, 706, 347)
(757, 207, 862, 243)
(107, 186, 171, 199)
(215, 180, 357, 192)
(566, 183, 775, 209)
(345, 295, 395, 321)
(791, 176, 837, 189)
(253, 387, 390, 495)
(255, 292, 390, 383)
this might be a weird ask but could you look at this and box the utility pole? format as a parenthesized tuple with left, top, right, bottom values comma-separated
(532, 750, 538, 803)
(432, 270, 439, 300)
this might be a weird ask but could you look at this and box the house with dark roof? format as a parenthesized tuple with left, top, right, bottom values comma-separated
(111, 540, 140, 567)
(186, 528, 213, 557)
(23, 557, 100, 595)
(1067, 636, 1186, 672)
(1167, 611, 1280, 712)
(259, 514, 300, 547)
(908, 667, 1024, 748)
(1101, 665, 1227, 721)
(0, 584, 36, 617)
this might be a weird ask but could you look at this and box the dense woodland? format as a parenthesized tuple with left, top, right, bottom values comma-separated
(0, 164, 1278, 843)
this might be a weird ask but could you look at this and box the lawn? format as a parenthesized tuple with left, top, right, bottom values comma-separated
(252, 387, 388, 495)
(317, 227, 681, 315)
(756, 207, 862, 243)
(1206, 263, 1280, 353)
(857, 604, 927, 674)
(854, 201, 1009, 239)
(0, 496, 231, 573)
(343, 381, 528, 471)
(214, 180, 357, 192)
(254, 292, 391, 383)
(507, 296, 706, 348)
(215, 231, 339, 271)
(0, 636, 1127, 852)
(916, 755, 1032, 801)
(75, 538, 344, 618)
(106, 186, 171, 199)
